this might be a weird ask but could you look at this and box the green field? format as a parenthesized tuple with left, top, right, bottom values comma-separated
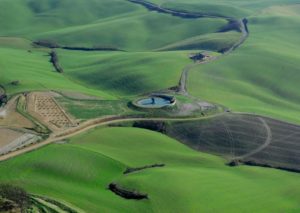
(0, 127, 300, 212)
(1, 0, 300, 212)
(0, 38, 114, 98)
(149, 0, 300, 17)
(1, 0, 298, 123)
(0, 40, 191, 98)
(58, 50, 191, 97)
(57, 98, 138, 119)
(188, 4, 300, 124)
(0, 0, 233, 51)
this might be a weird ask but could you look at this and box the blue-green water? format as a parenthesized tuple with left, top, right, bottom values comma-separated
(137, 97, 172, 107)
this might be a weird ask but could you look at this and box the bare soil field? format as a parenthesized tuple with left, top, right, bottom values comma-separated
(0, 96, 34, 129)
(245, 118, 300, 171)
(27, 92, 77, 131)
(0, 132, 41, 156)
(0, 128, 23, 148)
(137, 113, 300, 172)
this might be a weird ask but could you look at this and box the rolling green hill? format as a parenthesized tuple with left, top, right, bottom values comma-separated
(0, 0, 243, 98)
(149, 0, 300, 17)
(0, 40, 114, 98)
(0, 0, 234, 51)
(0, 127, 299, 212)
(188, 5, 300, 124)
(1, 1, 300, 212)
(0, 0, 139, 35)
(38, 14, 228, 51)
(58, 50, 190, 97)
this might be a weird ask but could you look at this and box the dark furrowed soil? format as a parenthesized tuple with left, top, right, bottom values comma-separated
(166, 113, 267, 158)
(133, 113, 300, 172)
(242, 117, 300, 172)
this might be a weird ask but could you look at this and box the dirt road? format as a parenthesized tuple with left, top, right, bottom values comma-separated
(0, 0, 251, 161)
(177, 18, 249, 95)
(0, 113, 227, 161)
(128, 0, 249, 95)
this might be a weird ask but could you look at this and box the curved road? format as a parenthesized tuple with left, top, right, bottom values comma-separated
(178, 18, 249, 95)
(0, 1, 250, 161)
(0, 113, 228, 162)
(127, 0, 249, 95)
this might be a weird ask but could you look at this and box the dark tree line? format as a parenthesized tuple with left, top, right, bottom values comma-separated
(0, 184, 30, 212)
(33, 40, 120, 51)
(50, 50, 64, 73)
(108, 183, 148, 200)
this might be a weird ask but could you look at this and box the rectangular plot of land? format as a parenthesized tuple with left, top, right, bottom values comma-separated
(0, 128, 23, 148)
(30, 92, 76, 130)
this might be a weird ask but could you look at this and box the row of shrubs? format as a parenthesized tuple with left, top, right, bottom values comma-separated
(0, 184, 30, 212)
(0, 85, 7, 106)
(50, 50, 64, 73)
(33, 40, 121, 51)
(34, 40, 122, 74)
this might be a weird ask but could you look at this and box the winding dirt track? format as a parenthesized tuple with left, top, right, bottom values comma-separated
(127, 0, 249, 95)
(0, 113, 227, 162)
(233, 117, 272, 160)
(0, 0, 251, 161)
(178, 18, 249, 95)
(178, 56, 217, 95)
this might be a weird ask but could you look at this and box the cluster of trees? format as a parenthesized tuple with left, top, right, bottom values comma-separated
(108, 183, 148, 200)
(0, 85, 7, 106)
(0, 184, 31, 212)
(218, 19, 242, 33)
(0, 95, 7, 106)
(50, 51, 64, 73)
(133, 121, 166, 133)
(33, 40, 60, 48)
(189, 53, 206, 62)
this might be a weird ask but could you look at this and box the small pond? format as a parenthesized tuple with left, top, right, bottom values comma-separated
(134, 95, 176, 109)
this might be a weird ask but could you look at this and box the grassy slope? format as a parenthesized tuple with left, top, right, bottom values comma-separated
(0, 0, 240, 98)
(38, 15, 227, 51)
(157, 31, 241, 52)
(188, 4, 300, 124)
(149, 0, 300, 18)
(0, 0, 140, 35)
(57, 98, 138, 119)
(0, 0, 230, 51)
(58, 50, 190, 97)
(0, 39, 114, 98)
(0, 127, 300, 212)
